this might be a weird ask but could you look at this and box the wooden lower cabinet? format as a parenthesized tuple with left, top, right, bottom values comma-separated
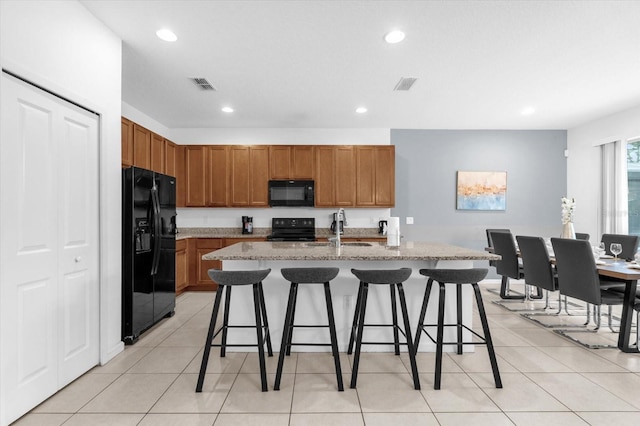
(187, 238, 223, 291)
(175, 239, 188, 295)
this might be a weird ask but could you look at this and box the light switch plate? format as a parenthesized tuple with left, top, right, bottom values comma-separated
(406, 217, 414, 224)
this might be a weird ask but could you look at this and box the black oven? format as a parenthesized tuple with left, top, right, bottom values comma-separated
(268, 180, 315, 207)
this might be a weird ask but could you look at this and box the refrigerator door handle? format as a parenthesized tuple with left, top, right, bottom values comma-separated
(150, 184, 162, 275)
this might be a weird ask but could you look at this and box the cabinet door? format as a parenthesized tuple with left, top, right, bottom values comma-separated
(185, 146, 207, 207)
(175, 145, 186, 207)
(150, 132, 165, 173)
(132, 124, 151, 169)
(175, 239, 188, 294)
(207, 146, 229, 207)
(164, 139, 176, 177)
(291, 145, 314, 179)
(230, 146, 250, 206)
(356, 146, 376, 206)
(269, 145, 291, 179)
(250, 146, 269, 206)
(195, 239, 223, 289)
(121, 117, 134, 167)
(314, 146, 335, 207)
(374, 145, 395, 207)
(334, 146, 355, 206)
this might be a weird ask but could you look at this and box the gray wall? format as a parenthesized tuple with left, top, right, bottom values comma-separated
(391, 129, 567, 275)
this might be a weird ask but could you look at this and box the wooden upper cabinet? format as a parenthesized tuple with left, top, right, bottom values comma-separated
(269, 145, 315, 180)
(175, 145, 186, 207)
(355, 145, 395, 207)
(374, 145, 395, 207)
(291, 146, 314, 179)
(150, 132, 165, 173)
(230, 146, 250, 206)
(314, 146, 335, 207)
(121, 117, 134, 167)
(334, 146, 355, 206)
(230, 146, 269, 207)
(185, 146, 207, 207)
(250, 146, 269, 206)
(207, 146, 229, 207)
(164, 139, 176, 177)
(132, 124, 151, 170)
(269, 146, 291, 179)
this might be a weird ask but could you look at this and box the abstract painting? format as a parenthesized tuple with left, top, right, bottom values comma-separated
(456, 171, 507, 210)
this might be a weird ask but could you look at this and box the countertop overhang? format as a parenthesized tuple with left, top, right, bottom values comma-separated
(202, 241, 501, 262)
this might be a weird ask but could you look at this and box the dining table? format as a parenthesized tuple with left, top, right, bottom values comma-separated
(594, 260, 639, 353)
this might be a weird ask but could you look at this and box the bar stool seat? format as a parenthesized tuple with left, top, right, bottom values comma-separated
(274, 267, 343, 391)
(348, 267, 420, 390)
(196, 269, 273, 392)
(416, 268, 502, 390)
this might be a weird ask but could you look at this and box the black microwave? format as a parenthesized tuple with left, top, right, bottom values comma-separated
(268, 180, 315, 207)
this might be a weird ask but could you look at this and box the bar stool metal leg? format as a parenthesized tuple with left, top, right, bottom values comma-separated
(252, 283, 268, 392)
(473, 283, 502, 388)
(350, 282, 369, 389)
(220, 286, 232, 357)
(324, 281, 344, 391)
(390, 284, 400, 355)
(274, 282, 297, 391)
(396, 283, 420, 390)
(196, 286, 225, 392)
(347, 282, 364, 355)
(285, 283, 299, 356)
(258, 282, 273, 356)
(435, 282, 446, 390)
(414, 278, 434, 349)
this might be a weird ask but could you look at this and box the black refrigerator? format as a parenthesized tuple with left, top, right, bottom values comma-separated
(122, 166, 177, 344)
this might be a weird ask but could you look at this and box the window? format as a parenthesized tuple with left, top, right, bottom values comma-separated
(627, 140, 640, 235)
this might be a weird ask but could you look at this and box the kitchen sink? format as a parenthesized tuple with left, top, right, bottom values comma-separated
(304, 242, 372, 247)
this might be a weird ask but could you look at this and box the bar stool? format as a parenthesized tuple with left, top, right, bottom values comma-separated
(274, 267, 343, 391)
(347, 268, 420, 390)
(196, 268, 273, 392)
(415, 268, 502, 390)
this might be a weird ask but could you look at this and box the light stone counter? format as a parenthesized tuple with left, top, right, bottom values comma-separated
(202, 241, 499, 354)
(203, 241, 498, 261)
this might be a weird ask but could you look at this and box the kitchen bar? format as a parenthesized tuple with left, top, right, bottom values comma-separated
(202, 241, 499, 352)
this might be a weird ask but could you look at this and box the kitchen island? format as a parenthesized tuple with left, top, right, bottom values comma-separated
(203, 241, 499, 353)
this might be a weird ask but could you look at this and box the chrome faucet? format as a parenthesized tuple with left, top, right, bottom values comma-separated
(329, 208, 347, 247)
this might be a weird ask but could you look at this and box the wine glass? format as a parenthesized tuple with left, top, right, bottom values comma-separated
(610, 243, 623, 262)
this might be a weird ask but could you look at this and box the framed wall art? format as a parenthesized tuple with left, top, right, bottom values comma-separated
(456, 171, 507, 211)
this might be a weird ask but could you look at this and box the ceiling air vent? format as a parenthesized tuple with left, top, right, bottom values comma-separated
(190, 77, 216, 91)
(393, 77, 418, 91)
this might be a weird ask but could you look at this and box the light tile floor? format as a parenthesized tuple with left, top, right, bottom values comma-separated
(13, 282, 640, 426)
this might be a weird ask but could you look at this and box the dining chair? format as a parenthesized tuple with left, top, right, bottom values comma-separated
(550, 238, 627, 348)
(516, 236, 561, 314)
(601, 234, 639, 261)
(491, 231, 541, 301)
(485, 228, 510, 269)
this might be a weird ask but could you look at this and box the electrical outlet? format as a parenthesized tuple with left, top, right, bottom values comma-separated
(406, 217, 414, 225)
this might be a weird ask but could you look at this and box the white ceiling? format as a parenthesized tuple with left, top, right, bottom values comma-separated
(81, 0, 640, 130)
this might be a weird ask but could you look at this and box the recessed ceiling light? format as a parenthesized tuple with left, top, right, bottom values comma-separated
(521, 107, 536, 115)
(221, 106, 234, 113)
(384, 30, 405, 44)
(156, 28, 177, 42)
(355, 107, 368, 114)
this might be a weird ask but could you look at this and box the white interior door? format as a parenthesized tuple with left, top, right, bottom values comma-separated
(0, 72, 100, 425)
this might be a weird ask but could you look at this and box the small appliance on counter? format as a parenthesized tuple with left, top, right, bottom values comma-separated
(386, 217, 401, 247)
(242, 216, 253, 234)
(378, 220, 388, 235)
(330, 212, 344, 234)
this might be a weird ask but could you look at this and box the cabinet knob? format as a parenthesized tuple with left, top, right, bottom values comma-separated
(75, 256, 82, 263)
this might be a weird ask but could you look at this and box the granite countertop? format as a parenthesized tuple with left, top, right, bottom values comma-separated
(202, 241, 500, 261)
(176, 227, 386, 241)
